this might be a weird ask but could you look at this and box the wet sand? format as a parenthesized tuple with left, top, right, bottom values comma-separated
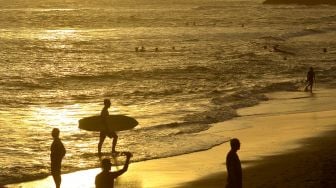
(177, 130, 336, 188)
(6, 88, 336, 188)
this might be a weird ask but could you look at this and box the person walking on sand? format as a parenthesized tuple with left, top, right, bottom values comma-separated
(50, 128, 66, 188)
(98, 99, 118, 155)
(95, 152, 133, 188)
(226, 138, 242, 188)
(304, 67, 316, 93)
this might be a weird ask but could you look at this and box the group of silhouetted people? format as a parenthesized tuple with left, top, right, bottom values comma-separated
(51, 98, 243, 188)
(52, 126, 241, 188)
(51, 99, 132, 188)
(49, 67, 315, 188)
(224, 67, 316, 188)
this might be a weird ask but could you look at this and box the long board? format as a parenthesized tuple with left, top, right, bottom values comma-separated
(78, 115, 138, 132)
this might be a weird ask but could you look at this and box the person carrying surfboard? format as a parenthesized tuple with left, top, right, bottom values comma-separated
(98, 99, 118, 155)
(95, 152, 133, 188)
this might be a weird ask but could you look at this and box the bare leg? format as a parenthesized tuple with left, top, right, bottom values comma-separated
(52, 173, 61, 188)
(98, 132, 106, 155)
(110, 131, 118, 153)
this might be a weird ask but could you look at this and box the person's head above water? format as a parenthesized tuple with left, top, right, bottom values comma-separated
(52, 128, 60, 139)
(104, 99, 111, 108)
(230, 138, 240, 151)
(101, 158, 112, 171)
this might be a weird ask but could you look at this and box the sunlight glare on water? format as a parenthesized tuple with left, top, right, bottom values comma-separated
(2, 0, 336, 185)
(37, 29, 78, 41)
(27, 104, 89, 131)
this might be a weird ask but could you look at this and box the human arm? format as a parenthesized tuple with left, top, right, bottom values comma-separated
(61, 141, 66, 157)
(110, 152, 132, 178)
(51, 139, 66, 160)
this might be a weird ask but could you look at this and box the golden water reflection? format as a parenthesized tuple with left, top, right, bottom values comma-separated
(28, 104, 87, 131)
(37, 29, 78, 40)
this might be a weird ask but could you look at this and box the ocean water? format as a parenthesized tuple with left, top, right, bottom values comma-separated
(1, 0, 336, 185)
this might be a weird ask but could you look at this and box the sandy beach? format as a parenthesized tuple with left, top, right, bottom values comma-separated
(6, 88, 336, 188)
(2, 0, 336, 187)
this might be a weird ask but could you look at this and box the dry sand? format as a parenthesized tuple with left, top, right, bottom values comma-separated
(177, 130, 336, 188)
(6, 88, 336, 188)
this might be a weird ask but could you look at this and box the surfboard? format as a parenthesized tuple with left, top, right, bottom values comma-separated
(78, 115, 138, 132)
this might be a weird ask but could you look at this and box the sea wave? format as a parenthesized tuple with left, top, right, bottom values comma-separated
(2, 0, 336, 185)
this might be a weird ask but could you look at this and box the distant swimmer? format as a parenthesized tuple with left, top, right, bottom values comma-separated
(140, 46, 145, 52)
(226, 138, 242, 188)
(95, 152, 133, 188)
(323, 48, 327, 53)
(50, 128, 66, 188)
(98, 99, 118, 155)
(155, 47, 159, 52)
(304, 67, 316, 93)
(135, 47, 139, 52)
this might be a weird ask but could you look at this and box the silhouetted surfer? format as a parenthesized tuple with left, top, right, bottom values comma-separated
(226, 138, 242, 188)
(304, 67, 316, 93)
(95, 152, 133, 188)
(98, 99, 118, 155)
(50, 128, 66, 188)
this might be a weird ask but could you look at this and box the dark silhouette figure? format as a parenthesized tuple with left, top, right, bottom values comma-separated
(226, 138, 242, 188)
(304, 67, 316, 93)
(50, 128, 66, 188)
(95, 152, 133, 188)
(98, 99, 118, 155)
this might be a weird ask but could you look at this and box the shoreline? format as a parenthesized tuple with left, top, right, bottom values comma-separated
(243, 130, 336, 188)
(6, 88, 336, 187)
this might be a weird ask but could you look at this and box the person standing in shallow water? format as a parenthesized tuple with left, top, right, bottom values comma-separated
(226, 138, 242, 188)
(98, 99, 118, 155)
(304, 67, 316, 93)
(95, 152, 133, 188)
(50, 128, 66, 188)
